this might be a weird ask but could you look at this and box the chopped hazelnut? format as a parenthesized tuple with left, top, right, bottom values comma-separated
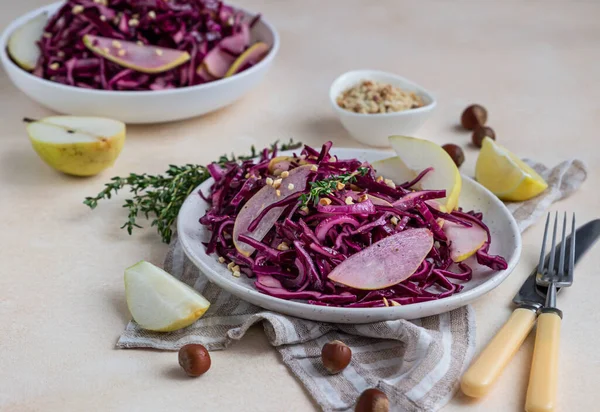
(273, 178, 283, 188)
(129, 18, 140, 27)
(227, 262, 235, 270)
(148, 10, 157, 19)
(244, 173, 250, 179)
(376, 176, 384, 183)
(391, 301, 401, 307)
(72, 5, 84, 14)
(287, 183, 295, 190)
(112, 40, 122, 48)
(100, 15, 107, 21)
(218, 257, 225, 263)
(280, 171, 289, 178)
(383, 297, 389, 307)
(300, 206, 309, 213)
(384, 178, 395, 189)
(336, 182, 345, 191)
(358, 194, 369, 203)
(390, 216, 399, 226)
(310, 165, 318, 172)
(155, 49, 163, 56)
(319, 198, 332, 206)
(49, 62, 60, 70)
(329, 156, 337, 163)
(265, 177, 274, 186)
(345, 197, 354, 205)
(231, 265, 240, 273)
(118, 49, 126, 56)
(276, 190, 281, 197)
(232, 271, 241, 278)
(276, 242, 290, 251)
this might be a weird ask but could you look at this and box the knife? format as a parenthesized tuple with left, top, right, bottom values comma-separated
(460, 219, 600, 398)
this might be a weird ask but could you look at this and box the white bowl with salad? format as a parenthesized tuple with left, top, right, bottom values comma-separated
(0, 1, 279, 124)
(177, 141, 521, 323)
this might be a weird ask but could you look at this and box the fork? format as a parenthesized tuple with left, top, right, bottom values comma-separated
(525, 212, 575, 412)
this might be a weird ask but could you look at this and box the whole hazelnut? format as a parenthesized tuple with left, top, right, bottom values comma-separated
(321, 340, 352, 374)
(461, 104, 487, 130)
(442, 144, 465, 167)
(472, 126, 496, 148)
(178, 344, 211, 377)
(355, 388, 389, 412)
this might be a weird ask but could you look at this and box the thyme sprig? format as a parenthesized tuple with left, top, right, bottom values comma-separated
(299, 166, 370, 207)
(83, 139, 301, 243)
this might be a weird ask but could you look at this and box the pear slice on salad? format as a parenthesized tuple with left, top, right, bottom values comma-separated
(443, 221, 487, 262)
(233, 165, 314, 257)
(26, 116, 125, 176)
(7, 12, 48, 71)
(328, 228, 433, 290)
(225, 42, 270, 77)
(388, 136, 462, 212)
(83, 34, 191, 74)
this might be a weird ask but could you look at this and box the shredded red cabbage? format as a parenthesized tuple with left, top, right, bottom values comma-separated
(199, 142, 508, 307)
(30, 0, 265, 90)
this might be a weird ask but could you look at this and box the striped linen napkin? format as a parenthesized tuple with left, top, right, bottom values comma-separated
(117, 159, 586, 412)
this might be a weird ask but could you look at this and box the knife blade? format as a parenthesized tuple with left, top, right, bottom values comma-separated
(513, 218, 600, 309)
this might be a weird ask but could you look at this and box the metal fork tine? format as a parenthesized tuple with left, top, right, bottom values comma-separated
(569, 213, 576, 282)
(538, 213, 551, 276)
(558, 212, 567, 277)
(547, 212, 559, 279)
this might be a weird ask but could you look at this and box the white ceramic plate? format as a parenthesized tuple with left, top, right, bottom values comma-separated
(0, 2, 279, 124)
(178, 148, 521, 323)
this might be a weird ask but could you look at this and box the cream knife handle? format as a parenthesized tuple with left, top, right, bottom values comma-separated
(461, 307, 537, 398)
(525, 310, 562, 412)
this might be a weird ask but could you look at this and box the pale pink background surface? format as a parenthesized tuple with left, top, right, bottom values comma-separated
(1, 1, 599, 411)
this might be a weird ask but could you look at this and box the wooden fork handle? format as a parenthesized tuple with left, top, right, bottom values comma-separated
(525, 309, 562, 412)
(461, 307, 537, 398)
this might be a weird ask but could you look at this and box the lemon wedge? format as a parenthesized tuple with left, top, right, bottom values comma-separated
(124, 261, 210, 332)
(475, 137, 548, 201)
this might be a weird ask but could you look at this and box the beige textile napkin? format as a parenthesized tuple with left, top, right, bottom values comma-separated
(117, 159, 587, 412)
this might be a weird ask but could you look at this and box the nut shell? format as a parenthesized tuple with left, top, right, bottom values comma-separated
(355, 388, 389, 412)
(321, 340, 352, 374)
(461, 104, 487, 130)
(178, 344, 211, 377)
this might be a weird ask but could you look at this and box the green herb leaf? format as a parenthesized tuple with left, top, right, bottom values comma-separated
(83, 140, 300, 244)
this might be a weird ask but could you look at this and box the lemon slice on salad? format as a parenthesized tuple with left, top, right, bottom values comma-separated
(124, 261, 210, 332)
(475, 137, 548, 201)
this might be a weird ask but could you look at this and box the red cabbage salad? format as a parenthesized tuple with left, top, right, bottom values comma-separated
(200, 142, 507, 308)
(28, 0, 268, 90)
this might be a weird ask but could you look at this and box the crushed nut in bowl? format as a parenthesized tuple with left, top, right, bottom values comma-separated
(336, 80, 424, 114)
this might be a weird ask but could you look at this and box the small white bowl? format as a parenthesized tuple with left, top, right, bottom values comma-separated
(329, 70, 436, 147)
(0, 2, 279, 124)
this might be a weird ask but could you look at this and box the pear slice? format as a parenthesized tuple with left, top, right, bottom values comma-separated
(388, 136, 462, 212)
(83, 35, 190, 74)
(26, 116, 126, 176)
(233, 165, 314, 256)
(224, 42, 270, 77)
(7, 12, 48, 71)
(443, 221, 487, 262)
(125, 261, 210, 332)
(328, 228, 433, 290)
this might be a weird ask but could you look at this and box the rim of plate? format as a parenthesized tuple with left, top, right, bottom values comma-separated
(177, 147, 522, 317)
